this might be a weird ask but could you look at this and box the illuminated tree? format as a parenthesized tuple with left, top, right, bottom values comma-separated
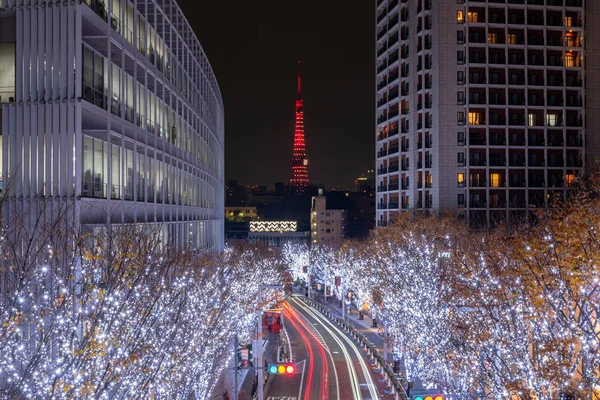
(0, 206, 284, 399)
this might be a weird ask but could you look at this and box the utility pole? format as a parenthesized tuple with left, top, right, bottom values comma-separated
(233, 334, 238, 400)
(256, 285, 283, 400)
(341, 279, 345, 321)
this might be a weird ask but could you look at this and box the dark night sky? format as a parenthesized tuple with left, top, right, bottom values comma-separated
(177, 1, 375, 189)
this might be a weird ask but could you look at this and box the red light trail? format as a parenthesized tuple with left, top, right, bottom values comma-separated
(283, 301, 329, 400)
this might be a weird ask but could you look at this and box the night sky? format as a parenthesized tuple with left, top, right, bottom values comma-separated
(177, 1, 375, 190)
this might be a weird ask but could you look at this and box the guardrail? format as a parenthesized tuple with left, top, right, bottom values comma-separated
(303, 297, 408, 400)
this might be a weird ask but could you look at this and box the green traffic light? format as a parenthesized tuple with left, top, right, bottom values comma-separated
(414, 397, 424, 400)
(269, 365, 278, 374)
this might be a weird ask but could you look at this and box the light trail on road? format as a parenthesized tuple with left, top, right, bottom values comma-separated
(284, 301, 335, 400)
(289, 296, 380, 400)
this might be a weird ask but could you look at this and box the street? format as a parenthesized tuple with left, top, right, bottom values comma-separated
(266, 295, 381, 400)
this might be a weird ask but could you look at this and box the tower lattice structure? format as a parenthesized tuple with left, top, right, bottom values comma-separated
(290, 62, 309, 191)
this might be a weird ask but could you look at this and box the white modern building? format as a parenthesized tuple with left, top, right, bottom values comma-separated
(0, 0, 224, 251)
(311, 190, 346, 245)
(376, 0, 590, 228)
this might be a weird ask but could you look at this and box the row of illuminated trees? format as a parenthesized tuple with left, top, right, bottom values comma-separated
(0, 200, 285, 399)
(283, 174, 600, 400)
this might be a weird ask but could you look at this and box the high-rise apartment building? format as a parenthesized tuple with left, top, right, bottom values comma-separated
(0, 0, 224, 251)
(376, 0, 588, 228)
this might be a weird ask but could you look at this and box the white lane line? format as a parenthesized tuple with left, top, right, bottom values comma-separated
(289, 301, 342, 400)
(292, 297, 381, 400)
(297, 359, 307, 400)
(290, 298, 361, 400)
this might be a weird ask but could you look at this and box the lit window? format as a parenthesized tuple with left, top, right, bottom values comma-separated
(546, 114, 559, 127)
(457, 112, 465, 125)
(488, 33, 498, 44)
(566, 174, 575, 187)
(428, 175, 433, 184)
(507, 34, 517, 44)
(468, 112, 481, 125)
(468, 12, 478, 23)
(528, 113, 537, 126)
(457, 10, 464, 23)
(490, 173, 501, 188)
(564, 16, 572, 27)
(457, 173, 465, 186)
(565, 53, 575, 67)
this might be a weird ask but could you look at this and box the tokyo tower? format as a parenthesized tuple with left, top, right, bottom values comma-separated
(290, 61, 309, 191)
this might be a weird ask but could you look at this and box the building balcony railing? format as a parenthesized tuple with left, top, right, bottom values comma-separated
(389, 164, 400, 173)
(389, 183, 399, 191)
(378, 203, 388, 210)
(388, 202, 399, 209)
(84, 0, 108, 22)
(83, 84, 107, 110)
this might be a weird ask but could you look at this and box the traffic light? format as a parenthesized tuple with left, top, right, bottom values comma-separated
(410, 390, 444, 400)
(268, 363, 297, 375)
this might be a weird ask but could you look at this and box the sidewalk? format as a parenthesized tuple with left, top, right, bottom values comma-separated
(211, 329, 281, 400)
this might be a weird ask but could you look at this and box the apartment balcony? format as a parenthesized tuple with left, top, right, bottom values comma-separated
(378, 203, 388, 210)
(378, 167, 388, 175)
(389, 183, 399, 191)
(389, 146, 399, 155)
(377, 149, 388, 158)
(388, 202, 399, 209)
(378, 185, 388, 192)
(389, 164, 400, 173)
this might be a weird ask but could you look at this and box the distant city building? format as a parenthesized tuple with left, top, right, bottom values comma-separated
(225, 206, 259, 222)
(248, 221, 309, 247)
(0, 0, 224, 250)
(290, 62, 310, 192)
(311, 189, 346, 245)
(354, 169, 376, 193)
(376, 0, 589, 229)
(226, 179, 249, 207)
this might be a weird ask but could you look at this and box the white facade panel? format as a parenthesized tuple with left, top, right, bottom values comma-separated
(0, 0, 225, 251)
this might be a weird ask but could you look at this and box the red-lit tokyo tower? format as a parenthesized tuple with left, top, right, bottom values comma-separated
(290, 62, 309, 191)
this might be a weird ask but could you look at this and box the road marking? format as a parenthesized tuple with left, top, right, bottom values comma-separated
(297, 359, 306, 400)
(291, 297, 380, 400)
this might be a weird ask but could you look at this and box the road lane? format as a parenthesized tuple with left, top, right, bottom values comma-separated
(289, 296, 380, 400)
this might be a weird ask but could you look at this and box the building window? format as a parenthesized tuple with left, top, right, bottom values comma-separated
(82, 45, 107, 109)
(457, 10, 464, 23)
(458, 193, 465, 205)
(457, 31, 464, 44)
(566, 173, 575, 187)
(528, 113, 537, 126)
(457, 173, 465, 187)
(458, 152, 465, 166)
(507, 34, 517, 44)
(457, 131, 465, 145)
(565, 53, 575, 67)
(546, 113, 559, 127)
(468, 112, 481, 125)
(564, 16, 572, 27)
(457, 71, 465, 84)
(457, 112, 465, 125)
(488, 33, 498, 44)
(467, 11, 478, 23)
(490, 173, 501, 188)
(82, 136, 108, 198)
(457, 51, 465, 64)
(457, 91, 465, 105)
